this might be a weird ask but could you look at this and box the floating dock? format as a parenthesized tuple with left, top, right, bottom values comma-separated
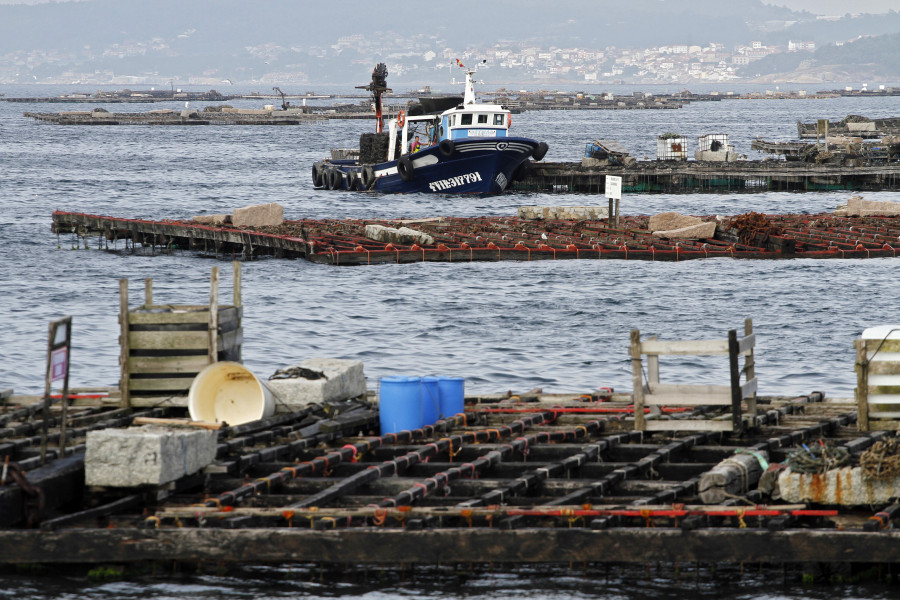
(2, 388, 900, 574)
(52, 210, 900, 266)
(24, 109, 327, 126)
(515, 161, 900, 193)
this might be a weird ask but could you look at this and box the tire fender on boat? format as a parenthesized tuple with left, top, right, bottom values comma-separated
(439, 139, 455, 157)
(532, 142, 549, 161)
(312, 162, 325, 187)
(398, 155, 415, 182)
(361, 165, 375, 189)
(346, 170, 360, 191)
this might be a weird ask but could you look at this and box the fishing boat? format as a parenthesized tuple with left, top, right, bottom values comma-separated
(312, 62, 548, 194)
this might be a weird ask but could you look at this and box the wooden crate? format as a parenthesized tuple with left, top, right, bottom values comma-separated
(855, 332, 900, 432)
(119, 263, 242, 407)
(631, 318, 757, 432)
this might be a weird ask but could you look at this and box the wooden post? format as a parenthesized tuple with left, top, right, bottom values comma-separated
(646, 334, 659, 392)
(144, 278, 153, 307)
(608, 198, 614, 228)
(41, 317, 72, 464)
(630, 329, 645, 431)
(744, 318, 757, 418)
(208, 267, 219, 364)
(856, 338, 869, 432)
(118, 278, 130, 408)
(614, 198, 620, 228)
(233, 261, 242, 307)
(728, 329, 742, 433)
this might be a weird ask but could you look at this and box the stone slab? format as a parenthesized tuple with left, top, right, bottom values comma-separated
(777, 466, 900, 506)
(648, 212, 703, 232)
(231, 202, 283, 227)
(365, 224, 434, 246)
(518, 206, 610, 221)
(193, 214, 232, 226)
(267, 358, 366, 411)
(651, 222, 717, 240)
(844, 195, 900, 217)
(85, 426, 218, 487)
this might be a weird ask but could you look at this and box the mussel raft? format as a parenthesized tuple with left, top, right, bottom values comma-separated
(2, 388, 900, 574)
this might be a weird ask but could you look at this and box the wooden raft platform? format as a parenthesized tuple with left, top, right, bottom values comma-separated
(514, 161, 900, 193)
(53, 210, 900, 266)
(2, 390, 900, 568)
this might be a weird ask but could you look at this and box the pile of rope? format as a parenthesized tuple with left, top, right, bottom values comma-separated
(860, 436, 900, 481)
(788, 442, 850, 474)
(725, 212, 783, 246)
(269, 366, 326, 380)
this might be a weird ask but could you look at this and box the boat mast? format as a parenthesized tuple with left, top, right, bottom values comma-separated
(455, 58, 485, 105)
(356, 63, 391, 133)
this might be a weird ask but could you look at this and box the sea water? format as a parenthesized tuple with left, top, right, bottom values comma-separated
(1, 83, 899, 596)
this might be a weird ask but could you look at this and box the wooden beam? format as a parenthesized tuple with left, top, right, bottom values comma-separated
(729, 329, 742, 433)
(209, 267, 219, 363)
(630, 330, 644, 431)
(3, 528, 898, 565)
(856, 338, 869, 432)
(118, 278, 130, 409)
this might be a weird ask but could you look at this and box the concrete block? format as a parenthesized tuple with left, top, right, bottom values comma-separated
(651, 222, 717, 240)
(518, 206, 609, 221)
(267, 358, 366, 411)
(232, 202, 283, 227)
(648, 212, 702, 232)
(845, 195, 900, 217)
(365, 224, 433, 246)
(193, 214, 232, 226)
(778, 466, 900, 506)
(85, 426, 217, 487)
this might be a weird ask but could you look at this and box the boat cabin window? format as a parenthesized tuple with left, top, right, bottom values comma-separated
(477, 114, 488, 124)
(460, 113, 472, 125)
(494, 114, 505, 126)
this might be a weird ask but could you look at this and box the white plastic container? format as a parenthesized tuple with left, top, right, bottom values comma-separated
(657, 136, 688, 160)
(861, 326, 900, 418)
(188, 361, 275, 425)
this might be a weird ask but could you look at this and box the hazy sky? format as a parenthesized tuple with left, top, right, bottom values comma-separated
(0, 0, 897, 13)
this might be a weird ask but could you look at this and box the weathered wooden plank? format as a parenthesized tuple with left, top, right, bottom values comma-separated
(640, 339, 729, 356)
(643, 420, 735, 431)
(128, 328, 241, 351)
(648, 383, 731, 396)
(857, 338, 869, 432)
(865, 361, 900, 376)
(738, 334, 755, 355)
(127, 377, 196, 392)
(127, 396, 188, 407)
(2, 528, 898, 565)
(128, 305, 241, 325)
(644, 392, 731, 406)
(127, 355, 211, 375)
(867, 385, 900, 396)
(863, 340, 900, 354)
(741, 377, 758, 398)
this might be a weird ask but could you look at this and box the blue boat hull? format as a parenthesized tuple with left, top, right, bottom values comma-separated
(330, 137, 541, 194)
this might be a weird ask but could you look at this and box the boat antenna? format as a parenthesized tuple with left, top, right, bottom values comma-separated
(356, 63, 391, 133)
(455, 59, 487, 105)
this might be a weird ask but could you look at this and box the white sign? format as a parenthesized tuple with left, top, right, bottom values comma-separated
(50, 347, 68, 383)
(467, 129, 497, 137)
(605, 175, 622, 200)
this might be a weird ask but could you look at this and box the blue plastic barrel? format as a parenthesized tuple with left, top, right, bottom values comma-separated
(420, 376, 440, 426)
(436, 376, 465, 418)
(379, 376, 422, 434)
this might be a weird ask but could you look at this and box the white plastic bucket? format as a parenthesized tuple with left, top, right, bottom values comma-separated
(188, 361, 275, 425)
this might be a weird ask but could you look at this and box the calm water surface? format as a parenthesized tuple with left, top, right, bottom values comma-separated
(1, 83, 899, 596)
